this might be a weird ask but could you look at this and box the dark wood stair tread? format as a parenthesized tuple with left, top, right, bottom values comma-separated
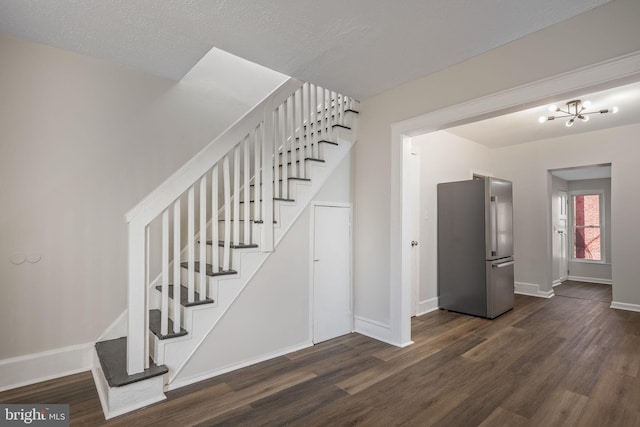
(204, 240, 258, 249)
(238, 198, 294, 203)
(180, 261, 237, 277)
(274, 156, 326, 163)
(217, 218, 277, 224)
(149, 309, 188, 340)
(317, 139, 339, 145)
(154, 284, 214, 307)
(286, 138, 339, 146)
(95, 337, 168, 387)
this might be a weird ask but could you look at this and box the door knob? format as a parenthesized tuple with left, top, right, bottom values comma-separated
(411, 240, 418, 247)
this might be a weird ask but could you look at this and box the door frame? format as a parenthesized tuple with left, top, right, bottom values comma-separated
(390, 52, 640, 347)
(309, 201, 353, 343)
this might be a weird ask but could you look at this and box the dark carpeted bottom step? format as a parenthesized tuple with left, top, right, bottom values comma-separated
(154, 284, 214, 307)
(149, 309, 188, 340)
(95, 337, 168, 387)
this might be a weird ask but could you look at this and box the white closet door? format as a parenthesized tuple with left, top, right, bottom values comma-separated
(312, 205, 352, 344)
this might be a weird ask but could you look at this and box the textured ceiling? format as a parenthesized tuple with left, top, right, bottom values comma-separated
(0, 0, 611, 99)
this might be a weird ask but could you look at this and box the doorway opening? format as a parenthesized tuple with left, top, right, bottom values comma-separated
(391, 53, 639, 346)
(549, 164, 612, 292)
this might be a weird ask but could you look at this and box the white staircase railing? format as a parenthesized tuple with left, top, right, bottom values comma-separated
(123, 78, 357, 375)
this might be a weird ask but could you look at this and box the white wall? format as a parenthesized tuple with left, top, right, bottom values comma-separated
(0, 33, 286, 362)
(174, 151, 354, 385)
(567, 178, 612, 283)
(490, 124, 640, 306)
(414, 131, 491, 312)
(354, 0, 640, 330)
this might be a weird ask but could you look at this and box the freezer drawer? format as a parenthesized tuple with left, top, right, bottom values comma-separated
(486, 258, 515, 319)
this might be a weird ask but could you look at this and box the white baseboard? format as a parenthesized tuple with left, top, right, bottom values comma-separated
(416, 297, 439, 316)
(515, 282, 554, 299)
(552, 279, 562, 287)
(167, 341, 313, 391)
(0, 343, 93, 392)
(353, 316, 392, 344)
(610, 301, 640, 313)
(568, 275, 612, 285)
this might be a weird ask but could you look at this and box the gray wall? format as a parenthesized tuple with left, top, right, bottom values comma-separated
(0, 33, 286, 360)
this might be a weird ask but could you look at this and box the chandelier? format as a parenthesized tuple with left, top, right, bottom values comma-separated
(538, 99, 618, 127)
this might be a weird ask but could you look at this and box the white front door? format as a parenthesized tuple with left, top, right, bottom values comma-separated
(559, 190, 569, 281)
(312, 204, 352, 344)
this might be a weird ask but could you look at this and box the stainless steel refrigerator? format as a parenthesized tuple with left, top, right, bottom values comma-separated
(437, 177, 515, 319)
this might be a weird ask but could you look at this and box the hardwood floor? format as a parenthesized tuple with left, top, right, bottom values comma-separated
(553, 280, 612, 303)
(2, 282, 639, 426)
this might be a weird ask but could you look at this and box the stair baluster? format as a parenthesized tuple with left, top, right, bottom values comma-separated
(282, 100, 289, 199)
(211, 164, 220, 273)
(296, 86, 304, 179)
(243, 137, 251, 244)
(253, 129, 261, 223)
(199, 176, 207, 299)
(223, 154, 232, 269)
(161, 210, 169, 336)
(172, 199, 181, 333)
(310, 84, 318, 160)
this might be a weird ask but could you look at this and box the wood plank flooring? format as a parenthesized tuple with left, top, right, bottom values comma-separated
(2, 281, 639, 426)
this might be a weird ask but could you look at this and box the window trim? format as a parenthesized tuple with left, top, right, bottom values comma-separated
(569, 189, 606, 264)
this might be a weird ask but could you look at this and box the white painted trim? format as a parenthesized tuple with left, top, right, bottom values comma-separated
(167, 341, 312, 391)
(567, 275, 612, 285)
(515, 282, 555, 299)
(390, 51, 640, 347)
(568, 189, 607, 264)
(0, 343, 93, 392)
(416, 297, 440, 316)
(552, 280, 562, 287)
(353, 316, 405, 346)
(610, 301, 640, 313)
(97, 309, 128, 341)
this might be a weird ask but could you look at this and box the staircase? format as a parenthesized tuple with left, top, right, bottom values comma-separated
(91, 78, 359, 419)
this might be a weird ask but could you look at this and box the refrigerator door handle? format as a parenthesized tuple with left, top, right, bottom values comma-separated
(492, 260, 515, 268)
(490, 196, 498, 256)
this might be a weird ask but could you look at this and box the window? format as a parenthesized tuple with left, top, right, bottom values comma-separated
(572, 193, 602, 261)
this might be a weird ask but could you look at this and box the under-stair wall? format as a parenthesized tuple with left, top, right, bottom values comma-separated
(172, 151, 354, 389)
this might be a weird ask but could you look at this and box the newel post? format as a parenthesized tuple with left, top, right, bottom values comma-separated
(126, 218, 147, 375)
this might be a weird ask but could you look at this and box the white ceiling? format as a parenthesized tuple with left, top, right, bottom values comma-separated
(447, 81, 640, 148)
(0, 0, 611, 100)
(551, 164, 611, 181)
